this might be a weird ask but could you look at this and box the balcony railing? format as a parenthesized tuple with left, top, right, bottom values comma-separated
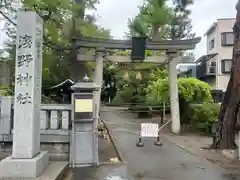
(196, 61, 216, 79)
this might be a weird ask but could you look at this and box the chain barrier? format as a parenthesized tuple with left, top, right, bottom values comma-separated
(100, 102, 171, 148)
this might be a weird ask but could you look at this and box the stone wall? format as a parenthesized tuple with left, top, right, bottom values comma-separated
(0, 97, 71, 161)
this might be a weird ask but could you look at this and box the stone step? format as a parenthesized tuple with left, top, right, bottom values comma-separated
(0, 161, 68, 180)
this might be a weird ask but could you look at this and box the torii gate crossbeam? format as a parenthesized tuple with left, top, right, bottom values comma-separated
(72, 36, 201, 50)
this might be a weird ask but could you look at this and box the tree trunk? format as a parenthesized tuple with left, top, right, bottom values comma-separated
(70, 0, 90, 81)
(151, 24, 160, 40)
(213, 0, 240, 149)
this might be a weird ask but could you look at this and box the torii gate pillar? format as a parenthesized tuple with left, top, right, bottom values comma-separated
(167, 51, 181, 134)
(94, 48, 105, 121)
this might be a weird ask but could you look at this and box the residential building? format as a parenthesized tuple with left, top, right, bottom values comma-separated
(196, 18, 235, 92)
(178, 64, 196, 78)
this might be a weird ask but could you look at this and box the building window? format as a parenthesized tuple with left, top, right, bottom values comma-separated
(209, 39, 215, 50)
(221, 32, 234, 46)
(221, 59, 232, 73)
(208, 67, 216, 74)
(208, 61, 216, 67)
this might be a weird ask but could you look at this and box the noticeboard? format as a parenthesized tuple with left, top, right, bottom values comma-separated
(140, 123, 158, 137)
(73, 93, 93, 120)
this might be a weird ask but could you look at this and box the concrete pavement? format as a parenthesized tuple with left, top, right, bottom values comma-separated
(71, 164, 128, 180)
(101, 110, 237, 180)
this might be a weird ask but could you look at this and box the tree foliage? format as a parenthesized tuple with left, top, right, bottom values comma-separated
(0, 0, 111, 90)
(127, 0, 172, 39)
(127, 0, 195, 40)
(168, 0, 195, 39)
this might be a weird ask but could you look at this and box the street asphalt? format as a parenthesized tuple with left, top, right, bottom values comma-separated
(100, 110, 238, 180)
(71, 109, 238, 180)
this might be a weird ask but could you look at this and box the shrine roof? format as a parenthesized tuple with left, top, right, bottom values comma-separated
(50, 79, 75, 89)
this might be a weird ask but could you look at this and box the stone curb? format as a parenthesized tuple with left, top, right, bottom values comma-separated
(55, 163, 69, 180)
(101, 120, 127, 164)
(99, 161, 124, 165)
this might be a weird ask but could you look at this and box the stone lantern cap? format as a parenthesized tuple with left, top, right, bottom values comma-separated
(71, 82, 100, 92)
(70, 75, 100, 92)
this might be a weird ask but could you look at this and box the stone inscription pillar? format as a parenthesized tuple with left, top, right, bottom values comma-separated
(0, 11, 49, 179)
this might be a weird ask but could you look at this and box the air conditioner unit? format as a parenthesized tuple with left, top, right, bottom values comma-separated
(207, 66, 216, 74)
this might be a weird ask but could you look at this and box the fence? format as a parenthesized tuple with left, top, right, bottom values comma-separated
(0, 96, 72, 160)
(0, 95, 169, 160)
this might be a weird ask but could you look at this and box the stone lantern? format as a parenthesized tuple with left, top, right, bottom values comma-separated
(70, 75, 100, 167)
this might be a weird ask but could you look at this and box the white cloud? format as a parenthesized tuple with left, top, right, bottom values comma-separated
(96, 0, 237, 59)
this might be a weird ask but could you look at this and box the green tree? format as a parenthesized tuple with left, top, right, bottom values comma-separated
(65, 0, 110, 80)
(0, 0, 111, 90)
(0, 0, 76, 87)
(166, 0, 195, 40)
(127, 0, 195, 40)
(127, 0, 172, 40)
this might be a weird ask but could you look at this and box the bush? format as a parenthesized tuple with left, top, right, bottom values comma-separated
(111, 93, 124, 105)
(112, 87, 135, 105)
(132, 95, 145, 104)
(146, 77, 213, 104)
(189, 103, 220, 133)
(130, 95, 152, 118)
(131, 102, 152, 118)
(146, 77, 213, 123)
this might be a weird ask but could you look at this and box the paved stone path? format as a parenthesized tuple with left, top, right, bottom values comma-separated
(100, 110, 238, 180)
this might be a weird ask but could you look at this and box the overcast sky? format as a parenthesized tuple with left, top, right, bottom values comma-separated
(95, 0, 237, 59)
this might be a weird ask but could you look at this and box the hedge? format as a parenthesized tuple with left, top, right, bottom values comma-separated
(188, 103, 220, 133)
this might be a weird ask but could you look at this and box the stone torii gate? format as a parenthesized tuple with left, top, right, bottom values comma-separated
(72, 36, 201, 134)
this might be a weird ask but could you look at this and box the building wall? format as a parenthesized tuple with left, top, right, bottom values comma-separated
(206, 25, 218, 55)
(216, 19, 234, 91)
(206, 18, 235, 91)
(206, 25, 218, 89)
(205, 77, 216, 89)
